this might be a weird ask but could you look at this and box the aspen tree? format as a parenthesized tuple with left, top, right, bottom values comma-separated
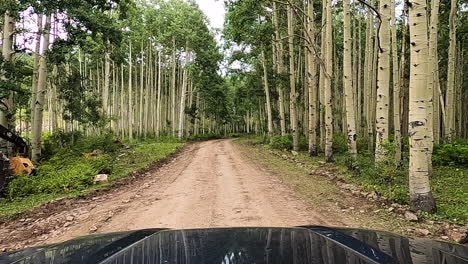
(427, 0, 440, 145)
(30, 15, 43, 126)
(0, 11, 15, 153)
(324, 0, 334, 161)
(445, 0, 458, 141)
(103, 48, 110, 119)
(139, 44, 144, 137)
(319, 0, 327, 149)
(343, 0, 357, 156)
(307, 0, 318, 156)
(31, 15, 51, 162)
(375, 0, 391, 162)
(156, 51, 162, 137)
(408, 0, 436, 212)
(287, 3, 299, 151)
(177, 48, 190, 138)
(261, 48, 274, 139)
(128, 42, 133, 140)
(171, 38, 177, 136)
(391, 0, 402, 166)
(364, 1, 375, 151)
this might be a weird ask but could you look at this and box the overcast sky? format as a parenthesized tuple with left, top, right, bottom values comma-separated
(195, 0, 225, 30)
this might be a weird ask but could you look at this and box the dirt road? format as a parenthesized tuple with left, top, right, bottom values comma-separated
(1, 139, 346, 250)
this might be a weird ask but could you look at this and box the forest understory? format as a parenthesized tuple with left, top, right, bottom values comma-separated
(0, 138, 465, 253)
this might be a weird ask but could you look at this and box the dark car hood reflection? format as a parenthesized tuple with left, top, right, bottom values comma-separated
(1, 226, 467, 264)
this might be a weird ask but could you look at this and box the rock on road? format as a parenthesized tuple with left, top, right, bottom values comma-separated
(2, 139, 340, 249)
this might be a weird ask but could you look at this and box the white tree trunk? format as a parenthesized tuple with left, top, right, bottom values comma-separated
(307, 0, 318, 156)
(343, 0, 357, 156)
(445, 0, 458, 141)
(31, 15, 51, 162)
(261, 48, 273, 138)
(408, 0, 436, 212)
(375, 0, 391, 162)
(287, 4, 299, 151)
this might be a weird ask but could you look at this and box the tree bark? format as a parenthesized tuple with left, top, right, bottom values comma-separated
(287, 3, 299, 151)
(128, 42, 133, 140)
(445, 0, 457, 141)
(343, 0, 357, 156)
(408, 0, 436, 213)
(0, 11, 15, 154)
(30, 14, 43, 127)
(391, 0, 402, 166)
(273, 2, 286, 136)
(375, 0, 391, 162)
(324, 0, 334, 161)
(31, 15, 51, 162)
(261, 48, 274, 139)
(307, 0, 318, 156)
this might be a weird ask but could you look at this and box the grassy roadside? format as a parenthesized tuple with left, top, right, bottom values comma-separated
(237, 135, 467, 226)
(0, 135, 184, 217)
(234, 136, 467, 241)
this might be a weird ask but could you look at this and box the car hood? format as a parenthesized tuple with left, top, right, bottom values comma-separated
(1, 226, 466, 264)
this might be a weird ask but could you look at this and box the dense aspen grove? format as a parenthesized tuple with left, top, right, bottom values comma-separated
(0, 0, 467, 215)
(223, 0, 466, 212)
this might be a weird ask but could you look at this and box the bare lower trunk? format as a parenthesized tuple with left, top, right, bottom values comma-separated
(375, 0, 391, 162)
(287, 4, 299, 151)
(445, 0, 458, 141)
(261, 49, 273, 138)
(408, 0, 436, 213)
(307, 0, 317, 156)
(324, 0, 333, 162)
(391, 0, 402, 166)
(343, 0, 357, 156)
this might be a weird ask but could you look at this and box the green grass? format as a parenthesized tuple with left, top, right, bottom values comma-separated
(237, 135, 468, 225)
(0, 137, 183, 217)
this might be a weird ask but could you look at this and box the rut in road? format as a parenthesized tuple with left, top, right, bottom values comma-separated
(6, 139, 347, 248)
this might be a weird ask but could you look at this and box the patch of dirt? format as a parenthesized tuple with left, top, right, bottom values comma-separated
(1, 139, 464, 253)
(0, 140, 341, 252)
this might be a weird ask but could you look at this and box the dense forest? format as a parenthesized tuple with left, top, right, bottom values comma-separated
(0, 0, 466, 221)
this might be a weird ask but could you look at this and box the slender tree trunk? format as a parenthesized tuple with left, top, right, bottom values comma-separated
(364, 1, 375, 151)
(408, 0, 436, 213)
(391, 0, 402, 166)
(307, 0, 318, 156)
(103, 48, 110, 124)
(324, 0, 333, 161)
(287, 3, 299, 151)
(31, 15, 51, 162)
(445, 0, 457, 141)
(273, 1, 286, 136)
(139, 44, 144, 137)
(427, 0, 441, 146)
(375, 0, 391, 162)
(171, 39, 177, 136)
(319, 0, 327, 150)
(30, 14, 43, 127)
(128, 42, 133, 140)
(177, 48, 190, 138)
(0, 11, 15, 154)
(156, 52, 161, 137)
(343, 0, 357, 156)
(261, 48, 274, 139)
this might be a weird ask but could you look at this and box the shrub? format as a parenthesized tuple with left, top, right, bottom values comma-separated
(332, 133, 348, 154)
(433, 142, 468, 167)
(270, 135, 293, 150)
